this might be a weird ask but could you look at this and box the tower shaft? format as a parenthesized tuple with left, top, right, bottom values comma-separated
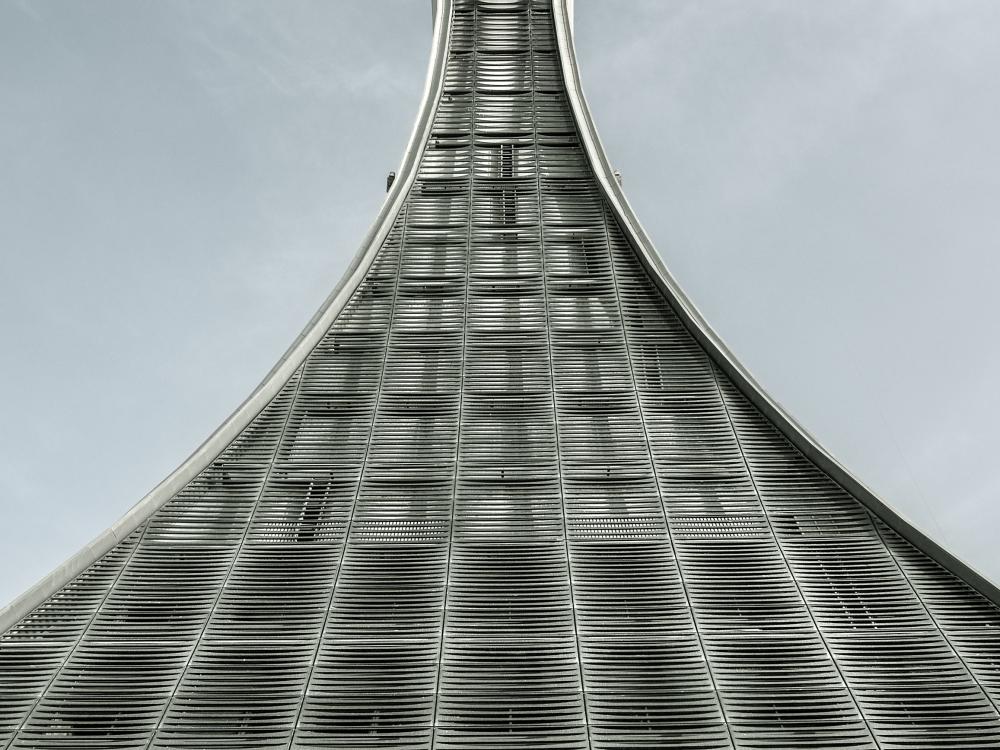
(2, 2, 999, 748)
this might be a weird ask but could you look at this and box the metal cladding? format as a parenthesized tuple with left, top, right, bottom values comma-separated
(2, 1, 1000, 748)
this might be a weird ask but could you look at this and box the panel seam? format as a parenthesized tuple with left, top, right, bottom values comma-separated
(598, 206, 736, 750)
(286, 204, 410, 749)
(429, 1, 469, 743)
(530, 4, 592, 745)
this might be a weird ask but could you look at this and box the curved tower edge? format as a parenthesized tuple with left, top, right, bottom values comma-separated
(549, 0, 1000, 605)
(0, 0, 456, 634)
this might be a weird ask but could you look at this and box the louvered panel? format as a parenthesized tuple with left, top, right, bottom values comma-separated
(877, 522, 1000, 706)
(878, 520, 1000, 630)
(298, 333, 384, 391)
(275, 397, 372, 464)
(89, 543, 234, 640)
(292, 543, 445, 746)
(0, 642, 69, 745)
(446, 544, 573, 640)
(704, 635, 873, 750)
(829, 631, 1000, 748)
(150, 642, 312, 749)
(140, 470, 265, 546)
(675, 539, 814, 632)
(204, 545, 338, 640)
(783, 535, 936, 631)
(325, 544, 446, 640)
(455, 384, 562, 537)
(946, 632, 1000, 706)
(718, 384, 935, 634)
(418, 140, 471, 183)
(551, 334, 631, 391)
(570, 543, 689, 638)
(477, 54, 531, 94)
(449, 2, 475, 53)
(562, 474, 664, 541)
(11, 642, 186, 749)
(465, 339, 549, 392)
(582, 639, 730, 750)
(476, 8, 528, 53)
(294, 640, 438, 749)
(355, 475, 454, 544)
(434, 640, 588, 749)
(249, 468, 357, 545)
(381, 345, 461, 394)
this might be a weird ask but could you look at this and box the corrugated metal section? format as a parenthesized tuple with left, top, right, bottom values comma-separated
(2, 1, 999, 747)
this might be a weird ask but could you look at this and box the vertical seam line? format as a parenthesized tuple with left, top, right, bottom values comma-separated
(530, 5, 592, 745)
(286, 203, 410, 748)
(430, 3, 470, 744)
(599, 207, 737, 749)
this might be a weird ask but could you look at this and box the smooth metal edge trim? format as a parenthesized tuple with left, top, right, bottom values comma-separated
(550, 0, 1000, 606)
(0, 0, 456, 634)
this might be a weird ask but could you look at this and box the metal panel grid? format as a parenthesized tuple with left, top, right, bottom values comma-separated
(2, 1, 1000, 748)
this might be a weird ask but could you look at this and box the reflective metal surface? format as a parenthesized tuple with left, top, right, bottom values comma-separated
(2, 1, 999, 747)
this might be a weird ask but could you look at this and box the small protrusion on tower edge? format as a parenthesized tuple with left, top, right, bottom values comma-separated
(613, 169, 623, 187)
(386, 171, 396, 193)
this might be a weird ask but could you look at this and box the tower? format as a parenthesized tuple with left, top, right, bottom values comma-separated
(2, 0, 999, 747)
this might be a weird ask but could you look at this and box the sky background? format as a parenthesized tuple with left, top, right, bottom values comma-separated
(1, 0, 999, 609)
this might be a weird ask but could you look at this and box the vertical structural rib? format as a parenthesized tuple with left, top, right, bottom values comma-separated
(2, 1, 999, 748)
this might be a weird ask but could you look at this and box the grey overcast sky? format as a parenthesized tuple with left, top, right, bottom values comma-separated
(1, 1, 999, 609)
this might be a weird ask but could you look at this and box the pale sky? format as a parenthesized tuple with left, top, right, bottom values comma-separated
(1, 0, 999, 609)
